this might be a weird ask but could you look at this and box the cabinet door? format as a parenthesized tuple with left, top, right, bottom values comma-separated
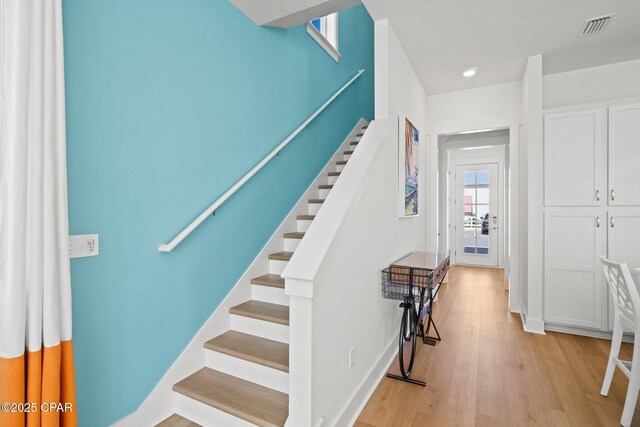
(609, 103, 640, 206)
(607, 211, 640, 330)
(544, 109, 605, 206)
(545, 211, 603, 329)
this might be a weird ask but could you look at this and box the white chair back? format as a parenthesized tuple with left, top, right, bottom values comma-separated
(600, 256, 640, 330)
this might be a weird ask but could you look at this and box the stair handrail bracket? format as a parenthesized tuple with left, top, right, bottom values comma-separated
(157, 69, 365, 252)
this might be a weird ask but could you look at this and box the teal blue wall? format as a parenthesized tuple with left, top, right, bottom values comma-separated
(62, 1, 373, 425)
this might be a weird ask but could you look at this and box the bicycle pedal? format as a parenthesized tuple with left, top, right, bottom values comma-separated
(423, 337, 438, 346)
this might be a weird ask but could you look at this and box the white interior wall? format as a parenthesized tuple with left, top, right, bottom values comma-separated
(376, 19, 429, 129)
(518, 121, 529, 321)
(426, 81, 522, 312)
(375, 17, 430, 240)
(438, 133, 508, 269)
(426, 81, 522, 250)
(520, 55, 545, 334)
(543, 59, 640, 109)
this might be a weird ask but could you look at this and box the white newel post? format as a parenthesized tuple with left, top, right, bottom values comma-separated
(284, 279, 314, 427)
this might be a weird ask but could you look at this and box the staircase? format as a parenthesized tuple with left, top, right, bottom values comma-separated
(156, 122, 368, 427)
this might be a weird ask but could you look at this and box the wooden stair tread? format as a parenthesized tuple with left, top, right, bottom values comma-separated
(251, 274, 284, 288)
(204, 331, 289, 372)
(297, 214, 315, 220)
(308, 199, 325, 204)
(230, 300, 289, 325)
(284, 232, 305, 239)
(318, 184, 333, 189)
(156, 414, 201, 427)
(336, 160, 348, 165)
(328, 172, 341, 176)
(268, 251, 293, 261)
(173, 368, 288, 427)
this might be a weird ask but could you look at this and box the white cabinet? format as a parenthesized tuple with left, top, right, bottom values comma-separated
(544, 211, 604, 329)
(609, 103, 640, 206)
(608, 212, 640, 269)
(543, 101, 640, 333)
(607, 211, 640, 330)
(544, 108, 606, 206)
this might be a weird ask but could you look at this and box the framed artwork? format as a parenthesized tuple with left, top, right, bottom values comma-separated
(399, 116, 419, 217)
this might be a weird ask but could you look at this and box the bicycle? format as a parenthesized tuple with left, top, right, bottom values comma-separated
(382, 254, 449, 386)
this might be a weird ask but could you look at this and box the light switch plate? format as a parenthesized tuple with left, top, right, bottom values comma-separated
(69, 234, 99, 258)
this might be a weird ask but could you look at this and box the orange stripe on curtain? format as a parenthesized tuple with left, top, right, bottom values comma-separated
(0, 341, 77, 427)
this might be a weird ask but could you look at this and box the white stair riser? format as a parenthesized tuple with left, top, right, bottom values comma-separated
(175, 393, 255, 427)
(343, 154, 351, 161)
(318, 188, 331, 199)
(284, 238, 301, 252)
(308, 202, 322, 215)
(269, 259, 288, 275)
(328, 175, 338, 185)
(230, 314, 289, 344)
(336, 164, 344, 173)
(252, 284, 289, 306)
(204, 350, 289, 394)
(297, 219, 312, 232)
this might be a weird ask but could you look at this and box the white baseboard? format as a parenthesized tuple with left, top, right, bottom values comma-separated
(331, 336, 397, 427)
(544, 323, 635, 344)
(520, 309, 546, 335)
(111, 119, 367, 427)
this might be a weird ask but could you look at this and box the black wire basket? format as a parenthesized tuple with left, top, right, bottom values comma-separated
(381, 266, 433, 301)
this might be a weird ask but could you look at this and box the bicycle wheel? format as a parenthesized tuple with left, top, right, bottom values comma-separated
(398, 303, 417, 377)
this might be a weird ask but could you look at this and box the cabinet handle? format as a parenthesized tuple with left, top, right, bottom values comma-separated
(596, 216, 600, 228)
(596, 190, 600, 201)
(611, 189, 615, 201)
(611, 216, 615, 228)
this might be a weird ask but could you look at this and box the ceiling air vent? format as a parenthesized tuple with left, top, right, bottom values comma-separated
(578, 14, 615, 37)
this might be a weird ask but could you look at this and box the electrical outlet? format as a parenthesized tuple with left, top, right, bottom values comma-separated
(69, 234, 99, 258)
(348, 347, 355, 369)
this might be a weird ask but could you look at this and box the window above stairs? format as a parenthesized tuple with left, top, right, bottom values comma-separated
(308, 13, 340, 62)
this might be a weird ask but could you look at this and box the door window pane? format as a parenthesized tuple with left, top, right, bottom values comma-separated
(461, 169, 491, 256)
(477, 188, 490, 204)
(464, 188, 476, 207)
(477, 170, 490, 185)
(464, 171, 476, 186)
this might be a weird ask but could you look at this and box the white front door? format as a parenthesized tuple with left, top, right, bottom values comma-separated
(454, 163, 499, 267)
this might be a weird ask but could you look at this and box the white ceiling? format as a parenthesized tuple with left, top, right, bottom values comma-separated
(363, 0, 640, 95)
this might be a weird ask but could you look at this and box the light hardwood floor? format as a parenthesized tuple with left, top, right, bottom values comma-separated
(356, 265, 639, 427)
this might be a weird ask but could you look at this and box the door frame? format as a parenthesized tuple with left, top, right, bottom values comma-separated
(448, 154, 506, 268)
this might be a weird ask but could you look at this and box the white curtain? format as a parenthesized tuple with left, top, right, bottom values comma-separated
(0, 0, 77, 425)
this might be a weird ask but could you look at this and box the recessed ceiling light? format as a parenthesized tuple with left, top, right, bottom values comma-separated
(463, 68, 477, 78)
